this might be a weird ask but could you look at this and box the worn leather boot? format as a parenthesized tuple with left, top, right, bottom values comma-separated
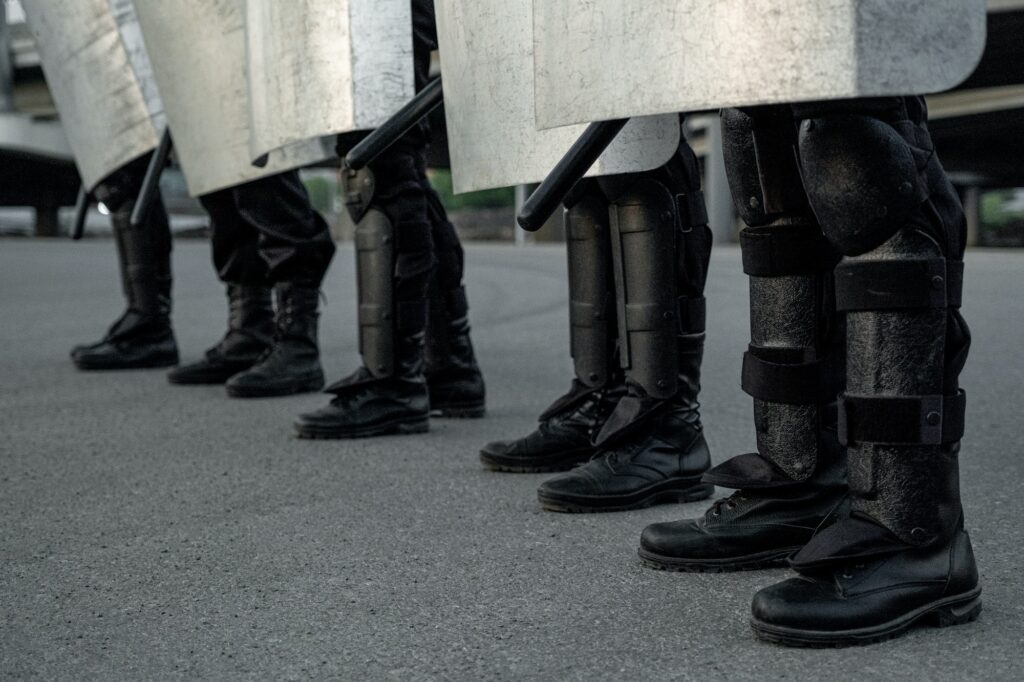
(225, 283, 324, 397)
(425, 285, 486, 418)
(168, 284, 274, 385)
(72, 196, 179, 370)
(294, 325, 430, 439)
(537, 334, 713, 512)
(480, 381, 622, 473)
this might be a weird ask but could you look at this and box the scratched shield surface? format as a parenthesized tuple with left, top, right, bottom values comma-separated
(435, 0, 679, 195)
(134, 0, 327, 197)
(534, 0, 988, 129)
(246, 0, 413, 162)
(21, 0, 162, 190)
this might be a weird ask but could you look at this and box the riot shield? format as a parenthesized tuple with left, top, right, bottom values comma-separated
(21, 0, 163, 190)
(246, 0, 414, 163)
(533, 0, 987, 129)
(134, 0, 328, 197)
(435, 0, 679, 194)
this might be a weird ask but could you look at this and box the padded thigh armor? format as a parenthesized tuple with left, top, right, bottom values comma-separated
(565, 184, 614, 390)
(797, 112, 931, 257)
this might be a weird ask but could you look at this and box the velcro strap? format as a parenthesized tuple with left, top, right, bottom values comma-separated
(677, 296, 706, 333)
(625, 303, 673, 331)
(570, 301, 607, 328)
(835, 258, 963, 312)
(445, 286, 469, 318)
(741, 345, 842, 404)
(676, 191, 708, 229)
(740, 224, 836, 277)
(355, 229, 384, 251)
(394, 223, 433, 252)
(396, 300, 427, 331)
(358, 303, 390, 326)
(838, 390, 966, 446)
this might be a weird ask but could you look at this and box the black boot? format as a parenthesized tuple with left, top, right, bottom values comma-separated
(750, 98, 979, 647)
(425, 286, 486, 418)
(481, 184, 616, 472)
(638, 432, 847, 571)
(71, 194, 178, 370)
(168, 284, 274, 385)
(639, 108, 845, 568)
(225, 282, 325, 397)
(480, 381, 621, 473)
(294, 167, 431, 438)
(293, 323, 430, 439)
(538, 334, 713, 512)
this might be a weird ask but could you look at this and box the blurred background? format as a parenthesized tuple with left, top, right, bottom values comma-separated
(2, 0, 1023, 247)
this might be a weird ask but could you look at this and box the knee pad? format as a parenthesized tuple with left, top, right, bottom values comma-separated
(798, 114, 926, 257)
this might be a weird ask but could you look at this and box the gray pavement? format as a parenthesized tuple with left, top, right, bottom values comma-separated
(1, 239, 1023, 680)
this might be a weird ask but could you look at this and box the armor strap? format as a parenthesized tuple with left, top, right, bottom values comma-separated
(675, 191, 708, 230)
(835, 258, 963, 312)
(740, 224, 837, 277)
(838, 390, 966, 446)
(742, 345, 843, 405)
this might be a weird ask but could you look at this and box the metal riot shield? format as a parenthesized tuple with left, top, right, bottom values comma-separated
(434, 0, 680, 194)
(133, 0, 328, 197)
(533, 0, 988, 129)
(21, 0, 164, 191)
(246, 0, 414, 163)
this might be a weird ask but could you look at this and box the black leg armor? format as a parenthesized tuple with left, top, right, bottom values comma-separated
(750, 98, 980, 647)
(480, 181, 622, 472)
(71, 154, 179, 370)
(535, 140, 714, 512)
(639, 107, 847, 571)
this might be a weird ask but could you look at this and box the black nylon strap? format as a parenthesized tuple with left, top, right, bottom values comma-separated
(740, 224, 836, 277)
(838, 390, 966, 446)
(676, 191, 708, 229)
(677, 296, 706, 333)
(741, 345, 843, 405)
(835, 258, 963, 312)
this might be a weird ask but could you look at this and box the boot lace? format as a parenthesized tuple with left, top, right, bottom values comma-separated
(707, 492, 747, 518)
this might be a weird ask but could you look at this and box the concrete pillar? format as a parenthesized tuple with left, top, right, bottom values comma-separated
(35, 205, 61, 237)
(704, 117, 737, 243)
(0, 3, 14, 113)
(963, 186, 981, 248)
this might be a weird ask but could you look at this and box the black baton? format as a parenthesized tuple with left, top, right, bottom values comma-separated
(71, 185, 91, 241)
(130, 128, 173, 229)
(345, 76, 444, 170)
(517, 118, 629, 232)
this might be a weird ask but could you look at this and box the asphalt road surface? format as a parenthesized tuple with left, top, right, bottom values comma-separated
(2, 240, 1022, 680)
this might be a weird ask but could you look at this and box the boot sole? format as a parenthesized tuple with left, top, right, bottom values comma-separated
(73, 353, 179, 371)
(538, 478, 714, 513)
(226, 376, 324, 398)
(479, 447, 595, 474)
(430, 400, 487, 419)
(295, 415, 430, 440)
(638, 546, 800, 573)
(750, 587, 982, 648)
